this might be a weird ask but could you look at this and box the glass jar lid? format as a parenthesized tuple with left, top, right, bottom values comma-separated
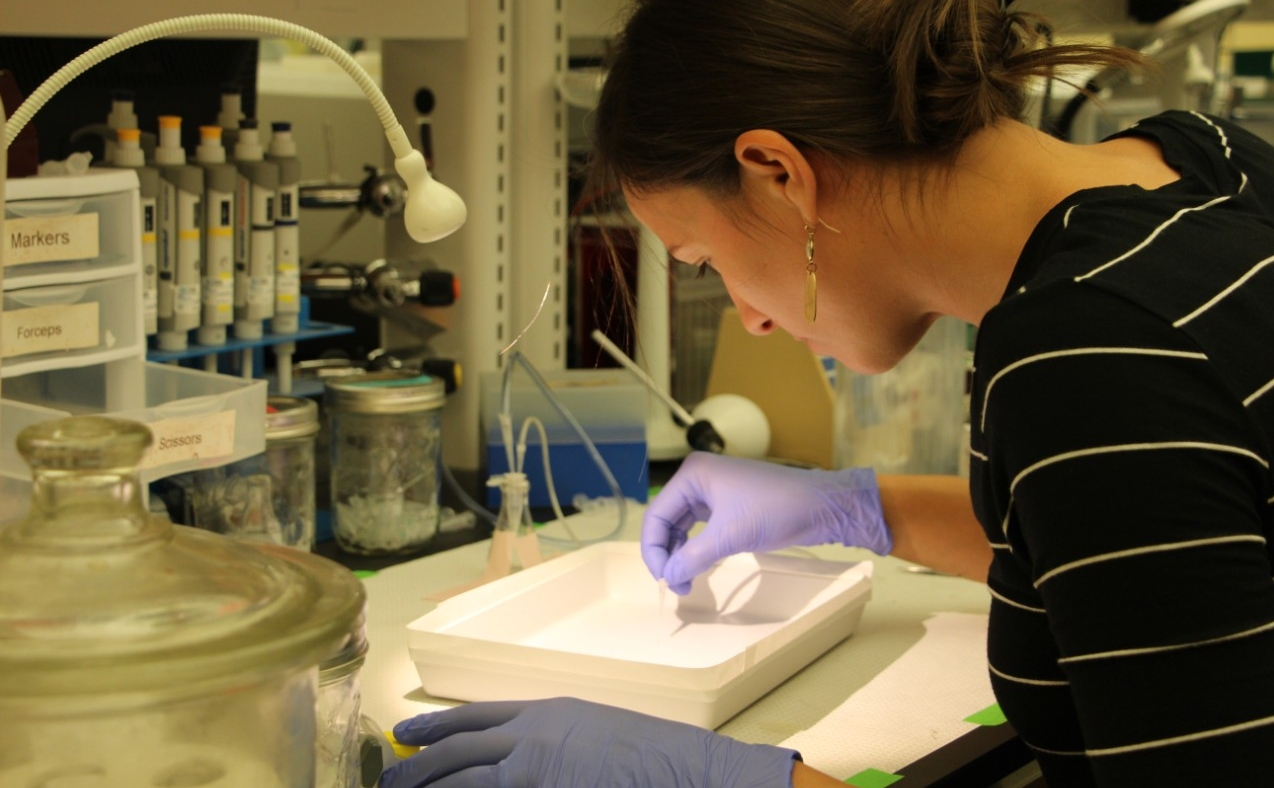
(325, 371, 445, 414)
(0, 416, 365, 700)
(266, 395, 320, 441)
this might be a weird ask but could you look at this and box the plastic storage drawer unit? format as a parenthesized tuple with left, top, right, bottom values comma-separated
(3, 169, 141, 286)
(0, 362, 266, 483)
(1, 276, 145, 374)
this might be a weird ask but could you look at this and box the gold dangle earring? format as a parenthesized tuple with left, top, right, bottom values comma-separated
(804, 224, 818, 324)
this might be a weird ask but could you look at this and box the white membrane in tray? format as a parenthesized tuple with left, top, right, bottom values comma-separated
(407, 542, 872, 727)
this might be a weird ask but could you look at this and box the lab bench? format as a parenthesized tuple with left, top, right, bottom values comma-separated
(346, 505, 1043, 788)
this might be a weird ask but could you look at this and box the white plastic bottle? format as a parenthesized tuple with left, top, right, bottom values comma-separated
(218, 85, 246, 152)
(105, 88, 138, 163)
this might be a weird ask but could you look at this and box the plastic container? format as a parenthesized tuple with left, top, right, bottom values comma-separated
(326, 371, 446, 555)
(480, 368, 648, 507)
(3, 168, 141, 286)
(407, 542, 873, 729)
(170, 395, 319, 550)
(1, 275, 145, 374)
(0, 415, 365, 788)
(0, 361, 266, 482)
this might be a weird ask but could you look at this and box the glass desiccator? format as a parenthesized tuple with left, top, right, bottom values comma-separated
(0, 415, 365, 788)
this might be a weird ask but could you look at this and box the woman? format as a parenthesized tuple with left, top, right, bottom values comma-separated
(382, 0, 1274, 785)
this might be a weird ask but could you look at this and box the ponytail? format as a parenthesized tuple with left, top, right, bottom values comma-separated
(874, 0, 1144, 149)
(588, 0, 1146, 198)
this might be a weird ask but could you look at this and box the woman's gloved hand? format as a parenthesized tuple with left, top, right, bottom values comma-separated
(643, 453, 891, 594)
(380, 697, 800, 788)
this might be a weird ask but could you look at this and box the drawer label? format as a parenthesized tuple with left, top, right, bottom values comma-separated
(2, 301, 100, 358)
(140, 410, 238, 469)
(4, 213, 101, 266)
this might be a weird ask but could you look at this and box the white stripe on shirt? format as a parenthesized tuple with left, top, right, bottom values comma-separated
(1245, 377, 1274, 408)
(1190, 110, 1233, 159)
(1087, 713, 1274, 758)
(1034, 534, 1267, 588)
(980, 348, 1208, 431)
(989, 662, 1070, 687)
(1009, 441, 1270, 496)
(1059, 617, 1274, 665)
(1075, 194, 1236, 282)
(1174, 253, 1274, 327)
(1027, 742, 1089, 758)
(990, 586, 1047, 614)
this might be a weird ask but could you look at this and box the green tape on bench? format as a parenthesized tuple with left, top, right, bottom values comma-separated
(844, 767, 903, 787)
(964, 703, 1007, 726)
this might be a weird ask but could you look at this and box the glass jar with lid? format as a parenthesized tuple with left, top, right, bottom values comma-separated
(179, 395, 320, 550)
(0, 415, 365, 788)
(317, 608, 369, 788)
(325, 371, 446, 555)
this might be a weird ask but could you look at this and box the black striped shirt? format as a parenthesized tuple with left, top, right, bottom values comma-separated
(970, 111, 1274, 786)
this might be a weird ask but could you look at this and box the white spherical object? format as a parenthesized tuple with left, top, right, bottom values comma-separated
(691, 394, 771, 459)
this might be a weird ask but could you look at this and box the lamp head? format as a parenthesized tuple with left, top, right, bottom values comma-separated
(394, 149, 467, 243)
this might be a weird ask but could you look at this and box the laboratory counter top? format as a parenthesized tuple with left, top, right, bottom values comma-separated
(316, 523, 489, 572)
(347, 503, 1042, 787)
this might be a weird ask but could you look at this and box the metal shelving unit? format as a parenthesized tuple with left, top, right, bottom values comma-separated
(1, 0, 630, 477)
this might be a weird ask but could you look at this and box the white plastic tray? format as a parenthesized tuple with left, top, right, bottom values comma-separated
(407, 542, 872, 728)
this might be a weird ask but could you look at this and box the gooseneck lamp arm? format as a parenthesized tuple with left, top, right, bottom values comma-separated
(2, 13, 467, 243)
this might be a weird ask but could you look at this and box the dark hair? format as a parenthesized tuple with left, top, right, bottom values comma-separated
(587, 0, 1146, 200)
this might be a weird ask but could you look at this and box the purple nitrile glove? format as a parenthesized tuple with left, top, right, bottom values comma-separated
(380, 697, 801, 788)
(642, 452, 891, 594)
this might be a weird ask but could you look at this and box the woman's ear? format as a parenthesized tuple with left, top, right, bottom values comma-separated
(735, 129, 818, 225)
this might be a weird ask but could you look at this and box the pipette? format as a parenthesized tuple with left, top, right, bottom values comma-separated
(590, 329, 726, 454)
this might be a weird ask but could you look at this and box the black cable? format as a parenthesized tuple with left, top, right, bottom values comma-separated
(1047, 79, 1102, 142)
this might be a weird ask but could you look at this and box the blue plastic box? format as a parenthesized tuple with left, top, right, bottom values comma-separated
(480, 369, 648, 508)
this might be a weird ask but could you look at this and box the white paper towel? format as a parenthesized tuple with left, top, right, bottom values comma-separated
(779, 612, 995, 780)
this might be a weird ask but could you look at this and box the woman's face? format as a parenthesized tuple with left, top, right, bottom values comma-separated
(624, 183, 934, 374)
